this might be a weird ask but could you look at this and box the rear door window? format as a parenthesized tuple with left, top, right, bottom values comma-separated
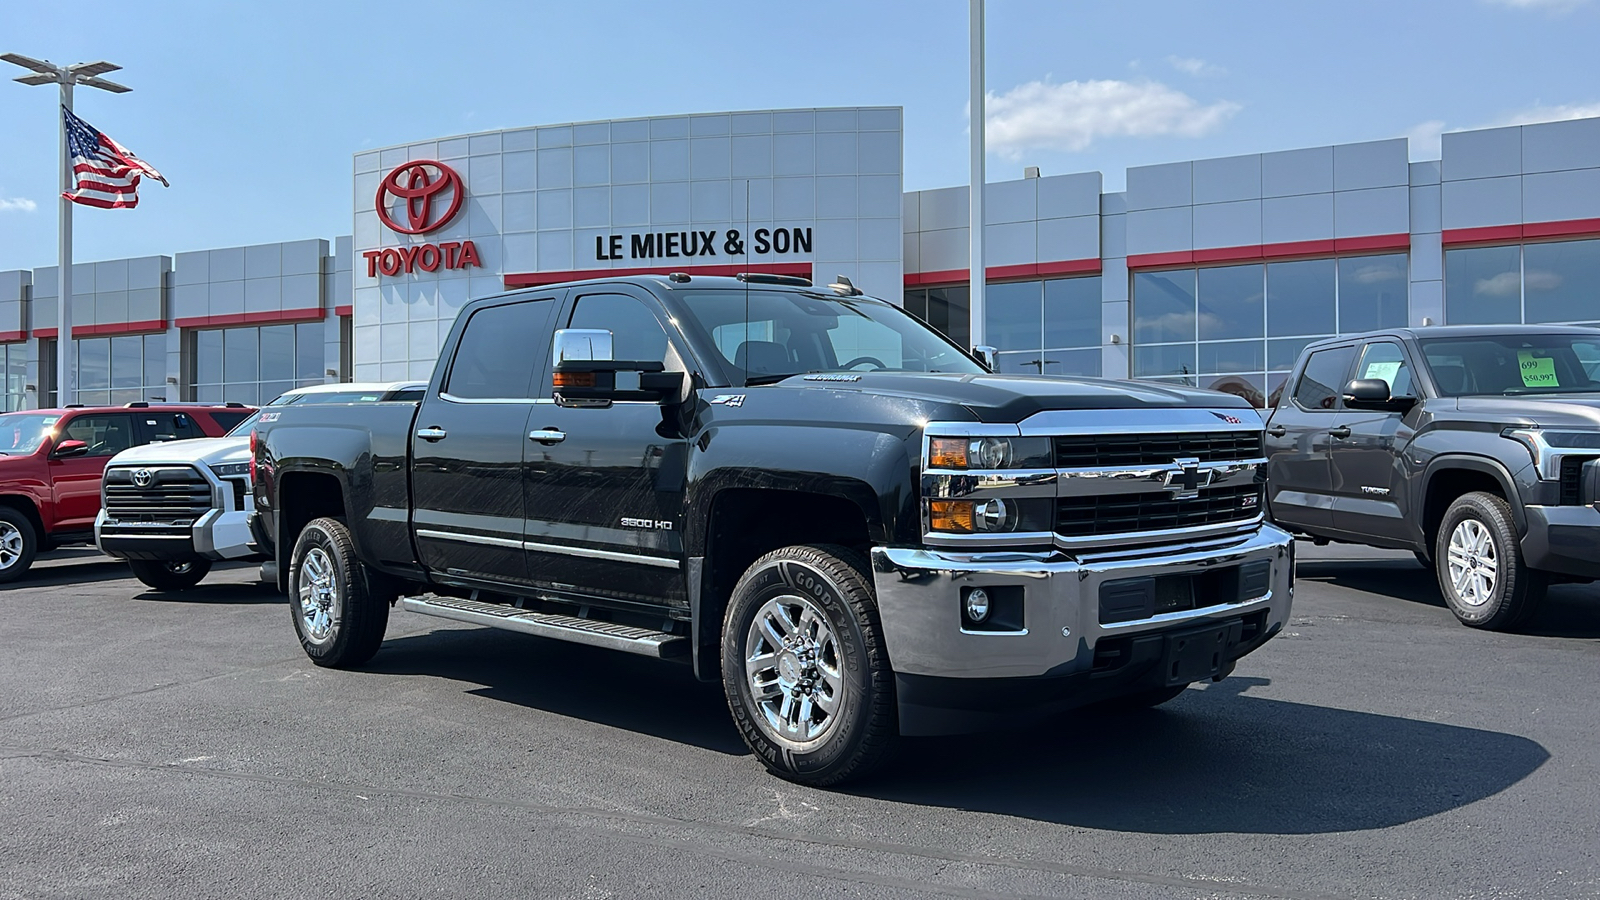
(1293, 346, 1356, 412)
(445, 300, 555, 399)
(62, 414, 137, 456)
(141, 412, 204, 442)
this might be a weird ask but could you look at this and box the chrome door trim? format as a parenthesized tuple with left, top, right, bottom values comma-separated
(416, 528, 680, 570)
(416, 528, 523, 550)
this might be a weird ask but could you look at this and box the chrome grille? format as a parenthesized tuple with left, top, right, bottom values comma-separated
(1056, 483, 1263, 538)
(1054, 431, 1263, 468)
(103, 466, 214, 522)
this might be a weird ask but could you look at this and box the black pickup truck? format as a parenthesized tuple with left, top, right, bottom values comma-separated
(1265, 325, 1600, 630)
(252, 273, 1294, 785)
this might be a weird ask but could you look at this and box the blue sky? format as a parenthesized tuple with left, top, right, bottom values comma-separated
(1, 0, 1597, 270)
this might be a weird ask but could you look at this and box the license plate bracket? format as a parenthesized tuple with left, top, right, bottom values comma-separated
(1163, 619, 1244, 686)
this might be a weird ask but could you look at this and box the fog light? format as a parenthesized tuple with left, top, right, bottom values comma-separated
(965, 588, 991, 623)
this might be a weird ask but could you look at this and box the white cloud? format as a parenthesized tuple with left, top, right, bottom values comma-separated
(1404, 119, 1447, 160)
(0, 197, 37, 213)
(985, 78, 1241, 156)
(1167, 56, 1225, 77)
(1484, 0, 1590, 11)
(1475, 271, 1521, 298)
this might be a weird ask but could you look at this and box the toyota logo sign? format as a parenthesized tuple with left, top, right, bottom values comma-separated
(374, 160, 463, 235)
(131, 469, 153, 488)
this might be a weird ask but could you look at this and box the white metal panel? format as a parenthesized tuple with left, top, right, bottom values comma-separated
(859, 131, 900, 175)
(1410, 184, 1441, 234)
(985, 178, 1037, 225)
(1262, 193, 1334, 244)
(1409, 160, 1441, 186)
(1261, 146, 1333, 198)
(209, 279, 244, 317)
(902, 191, 920, 233)
(1441, 175, 1522, 229)
(650, 117, 689, 140)
(503, 233, 537, 271)
(282, 240, 325, 276)
(537, 125, 573, 148)
(244, 244, 280, 280)
(537, 230, 573, 270)
(468, 154, 503, 194)
(690, 181, 732, 222)
(1334, 186, 1408, 238)
(1038, 215, 1100, 262)
(1442, 126, 1522, 182)
(902, 229, 920, 272)
(1410, 279, 1443, 327)
(611, 142, 648, 183)
(574, 122, 609, 145)
(1522, 168, 1600, 223)
(171, 283, 205, 320)
(1193, 199, 1262, 249)
(1333, 139, 1408, 191)
(690, 137, 731, 179)
(281, 274, 321, 311)
(1192, 153, 1261, 205)
(920, 228, 970, 272)
(1039, 172, 1103, 218)
(816, 109, 858, 132)
(860, 218, 901, 261)
(1099, 212, 1126, 259)
(816, 132, 858, 175)
(815, 219, 858, 263)
(691, 114, 730, 136)
(649, 182, 691, 224)
(1411, 232, 1442, 282)
(731, 134, 774, 178)
(576, 187, 613, 228)
(611, 184, 648, 226)
(503, 192, 537, 232)
(650, 140, 690, 181)
(173, 251, 208, 286)
(1522, 117, 1600, 174)
(536, 190, 573, 230)
(817, 176, 858, 218)
(94, 259, 127, 293)
(1100, 259, 1129, 303)
(1125, 161, 1192, 210)
(503, 151, 537, 192)
(859, 174, 900, 218)
(773, 132, 816, 176)
(773, 178, 816, 219)
(918, 186, 969, 232)
(984, 221, 1036, 267)
(244, 277, 281, 312)
(1125, 206, 1192, 255)
(536, 147, 572, 189)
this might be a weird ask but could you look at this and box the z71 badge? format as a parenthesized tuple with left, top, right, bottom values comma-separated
(709, 394, 746, 407)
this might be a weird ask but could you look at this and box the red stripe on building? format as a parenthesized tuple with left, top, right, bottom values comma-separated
(174, 307, 327, 329)
(904, 258, 1102, 287)
(1443, 218, 1600, 246)
(69, 320, 167, 338)
(1129, 233, 1410, 269)
(0, 331, 27, 343)
(334, 305, 353, 317)
(504, 262, 813, 289)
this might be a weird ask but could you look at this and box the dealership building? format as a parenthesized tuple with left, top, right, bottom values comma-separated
(2, 106, 1598, 409)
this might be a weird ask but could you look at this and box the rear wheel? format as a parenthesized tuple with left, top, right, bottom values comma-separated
(0, 507, 38, 583)
(1435, 492, 1546, 630)
(129, 559, 212, 591)
(722, 544, 897, 786)
(288, 517, 391, 667)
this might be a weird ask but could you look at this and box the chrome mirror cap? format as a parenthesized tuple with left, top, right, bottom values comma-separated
(553, 328, 613, 363)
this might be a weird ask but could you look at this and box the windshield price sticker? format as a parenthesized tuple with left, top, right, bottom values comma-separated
(1517, 351, 1560, 388)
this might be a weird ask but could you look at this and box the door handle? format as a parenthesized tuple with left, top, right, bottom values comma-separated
(1266, 425, 1287, 437)
(1329, 426, 1352, 439)
(415, 426, 448, 442)
(530, 428, 567, 444)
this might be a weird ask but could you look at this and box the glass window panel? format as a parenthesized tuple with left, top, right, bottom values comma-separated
(109, 388, 141, 406)
(1444, 246, 1520, 326)
(1132, 343, 1197, 378)
(195, 384, 223, 403)
(1041, 347, 1101, 377)
(260, 381, 294, 405)
(110, 335, 142, 389)
(259, 325, 296, 382)
(1338, 254, 1409, 332)
(926, 286, 970, 348)
(195, 330, 224, 384)
(1524, 239, 1600, 324)
(447, 301, 548, 399)
(1268, 337, 1316, 371)
(1198, 264, 1264, 341)
(568, 294, 669, 363)
(1043, 276, 1100, 349)
(223, 328, 257, 384)
(144, 334, 165, 391)
(1267, 258, 1337, 337)
(1146, 374, 1198, 388)
(222, 382, 259, 407)
(993, 350, 1043, 374)
(77, 338, 110, 391)
(64, 414, 134, 455)
(1267, 372, 1291, 409)
(1355, 341, 1415, 398)
(296, 323, 324, 381)
(1205, 373, 1266, 409)
(902, 289, 928, 322)
(985, 281, 1042, 352)
(1293, 345, 1356, 411)
(1199, 339, 1265, 374)
(1133, 270, 1196, 344)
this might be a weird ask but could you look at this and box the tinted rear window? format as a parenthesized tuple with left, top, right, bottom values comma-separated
(208, 411, 252, 432)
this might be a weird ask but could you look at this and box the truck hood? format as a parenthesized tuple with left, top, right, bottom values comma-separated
(762, 372, 1256, 423)
(1452, 395, 1600, 429)
(106, 436, 251, 468)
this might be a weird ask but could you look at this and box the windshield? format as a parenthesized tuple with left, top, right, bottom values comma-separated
(677, 289, 985, 385)
(0, 413, 62, 455)
(1419, 334, 1600, 396)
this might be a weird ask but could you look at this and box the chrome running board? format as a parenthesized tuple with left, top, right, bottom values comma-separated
(400, 594, 688, 658)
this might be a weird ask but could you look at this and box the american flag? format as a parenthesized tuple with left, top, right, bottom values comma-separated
(61, 106, 167, 209)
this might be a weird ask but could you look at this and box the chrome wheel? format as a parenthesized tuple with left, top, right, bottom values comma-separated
(1447, 518, 1498, 608)
(0, 521, 23, 570)
(167, 562, 193, 575)
(297, 547, 339, 644)
(745, 594, 845, 745)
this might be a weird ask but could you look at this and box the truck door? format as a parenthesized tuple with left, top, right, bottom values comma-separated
(1329, 340, 1418, 542)
(1263, 343, 1355, 531)
(411, 295, 557, 587)
(51, 412, 138, 532)
(522, 288, 690, 609)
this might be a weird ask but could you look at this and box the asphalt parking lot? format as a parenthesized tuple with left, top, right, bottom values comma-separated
(2, 545, 1597, 900)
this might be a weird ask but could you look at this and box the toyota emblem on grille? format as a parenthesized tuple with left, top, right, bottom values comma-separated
(131, 469, 153, 488)
(1163, 457, 1212, 499)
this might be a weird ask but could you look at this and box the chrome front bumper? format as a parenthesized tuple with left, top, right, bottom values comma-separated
(870, 523, 1294, 680)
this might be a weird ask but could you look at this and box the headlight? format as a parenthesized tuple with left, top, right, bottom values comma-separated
(1542, 431, 1600, 449)
(927, 436, 1051, 470)
(209, 462, 251, 478)
(928, 498, 1024, 533)
(1502, 427, 1600, 480)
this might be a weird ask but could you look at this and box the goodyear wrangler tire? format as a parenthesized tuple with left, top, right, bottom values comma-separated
(722, 544, 897, 786)
(1435, 492, 1546, 631)
(288, 517, 390, 667)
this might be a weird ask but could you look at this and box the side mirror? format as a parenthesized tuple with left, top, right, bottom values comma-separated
(971, 345, 998, 372)
(551, 328, 683, 407)
(1343, 378, 1417, 412)
(52, 438, 89, 459)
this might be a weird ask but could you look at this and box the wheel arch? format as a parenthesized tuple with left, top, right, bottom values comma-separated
(273, 468, 350, 593)
(1419, 455, 1524, 555)
(0, 494, 45, 542)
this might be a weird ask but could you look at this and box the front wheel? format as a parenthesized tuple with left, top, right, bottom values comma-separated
(1435, 492, 1546, 630)
(129, 559, 212, 591)
(721, 544, 897, 786)
(0, 507, 37, 583)
(288, 517, 390, 667)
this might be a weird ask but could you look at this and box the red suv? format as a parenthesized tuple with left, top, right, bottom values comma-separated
(0, 403, 253, 582)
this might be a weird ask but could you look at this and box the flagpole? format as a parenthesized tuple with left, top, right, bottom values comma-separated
(58, 81, 73, 408)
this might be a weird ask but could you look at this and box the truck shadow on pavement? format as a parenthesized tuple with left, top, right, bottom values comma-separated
(0, 560, 135, 591)
(860, 675, 1551, 834)
(1298, 557, 1600, 638)
(369, 627, 749, 755)
(131, 581, 283, 605)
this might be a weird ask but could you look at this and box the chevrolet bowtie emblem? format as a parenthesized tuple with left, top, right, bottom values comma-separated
(1163, 457, 1211, 499)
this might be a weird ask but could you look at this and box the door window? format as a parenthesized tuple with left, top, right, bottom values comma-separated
(143, 412, 203, 442)
(1292, 346, 1356, 412)
(62, 414, 136, 457)
(567, 293, 671, 364)
(1355, 342, 1415, 399)
(444, 301, 550, 399)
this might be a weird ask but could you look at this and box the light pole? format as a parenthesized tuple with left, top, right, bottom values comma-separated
(1, 53, 130, 408)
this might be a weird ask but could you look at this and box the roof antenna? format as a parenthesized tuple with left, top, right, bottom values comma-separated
(743, 178, 752, 388)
